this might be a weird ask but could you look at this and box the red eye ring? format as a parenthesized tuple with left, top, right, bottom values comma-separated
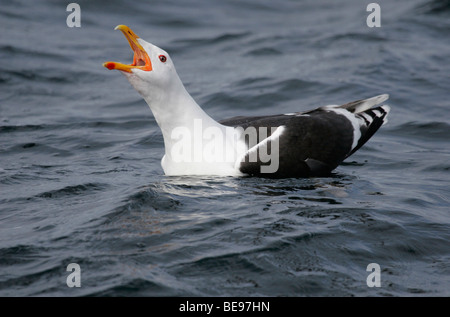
(159, 55, 167, 63)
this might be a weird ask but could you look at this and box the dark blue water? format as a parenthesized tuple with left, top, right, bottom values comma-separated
(1, 0, 449, 296)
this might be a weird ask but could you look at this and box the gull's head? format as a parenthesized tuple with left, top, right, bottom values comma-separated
(103, 25, 179, 98)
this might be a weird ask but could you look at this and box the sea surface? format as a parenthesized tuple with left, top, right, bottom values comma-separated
(1, 0, 449, 297)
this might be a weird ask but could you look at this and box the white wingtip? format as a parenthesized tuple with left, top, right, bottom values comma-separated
(353, 94, 390, 113)
(373, 94, 389, 104)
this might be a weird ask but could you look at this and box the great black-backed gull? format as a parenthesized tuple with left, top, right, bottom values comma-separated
(104, 25, 390, 178)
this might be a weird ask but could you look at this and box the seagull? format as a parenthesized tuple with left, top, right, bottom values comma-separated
(104, 25, 390, 178)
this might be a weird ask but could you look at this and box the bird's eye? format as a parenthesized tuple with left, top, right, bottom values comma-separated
(159, 55, 167, 63)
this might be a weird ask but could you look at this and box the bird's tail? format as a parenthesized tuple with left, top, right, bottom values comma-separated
(346, 104, 391, 157)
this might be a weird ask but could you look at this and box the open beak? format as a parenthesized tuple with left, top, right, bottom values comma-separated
(103, 25, 152, 73)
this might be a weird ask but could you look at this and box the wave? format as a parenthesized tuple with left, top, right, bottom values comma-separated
(390, 121, 450, 141)
(170, 32, 252, 53)
(35, 183, 107, 199)
(0, 244, 45, 266)
(0, 120, 154, 134)
(415, 0, 450, 14)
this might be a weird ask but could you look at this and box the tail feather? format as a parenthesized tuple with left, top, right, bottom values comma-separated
(347, 104, 390, 158)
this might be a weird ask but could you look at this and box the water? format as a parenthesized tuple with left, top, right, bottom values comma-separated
(1, 0, 449, 296)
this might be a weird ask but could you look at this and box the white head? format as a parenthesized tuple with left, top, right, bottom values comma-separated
(103, 25, 184, 103)
(103, 24, 222, 156)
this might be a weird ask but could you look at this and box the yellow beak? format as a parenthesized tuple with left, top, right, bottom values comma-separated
(103, 25, 152, 73)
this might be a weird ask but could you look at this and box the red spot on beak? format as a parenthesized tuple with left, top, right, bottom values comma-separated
(104, 62, 116, 70)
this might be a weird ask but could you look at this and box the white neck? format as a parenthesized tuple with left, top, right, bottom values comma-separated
(142, 77, 222, 148)
(139, 75, 243, 176)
